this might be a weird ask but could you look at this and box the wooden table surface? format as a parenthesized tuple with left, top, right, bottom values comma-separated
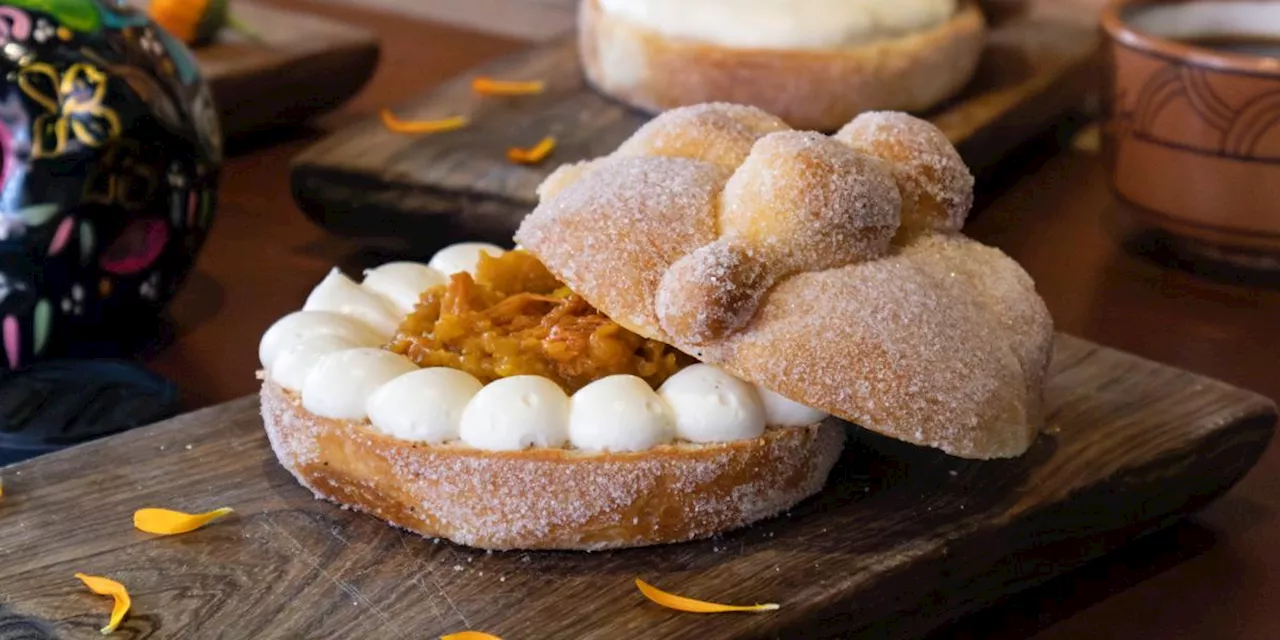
(106, 0, 1280, 638)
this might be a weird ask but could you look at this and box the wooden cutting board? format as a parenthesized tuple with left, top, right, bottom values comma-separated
(130, 0, 380, 136)
(0, 335, 1273, 639)
(291, 14, 1097, 253)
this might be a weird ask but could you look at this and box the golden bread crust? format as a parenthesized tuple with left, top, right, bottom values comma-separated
(835, 111, 976, 241)
(902, 234, 1054, 428)
(260, 381, 846, 551)
(704, 240, 1042, 458)
(579, 0, 988, 131)
(523, 155, 723, 337)
(515, 104, 1054, 459)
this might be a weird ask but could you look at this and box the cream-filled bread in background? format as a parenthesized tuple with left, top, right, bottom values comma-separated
(596, 0, 958, 50)
(580, 0, 987, 130)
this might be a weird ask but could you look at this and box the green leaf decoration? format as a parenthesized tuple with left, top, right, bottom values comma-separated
(79, 220, 94, 263)
(5, 0, 100, 33)
(16, 203, 59, 227)
(33, 298, 50, 354)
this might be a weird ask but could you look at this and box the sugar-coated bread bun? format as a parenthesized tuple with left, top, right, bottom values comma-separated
(720, 131, 901, 273)
(655, 241, 773, 345)
(519, 103, 1056, 460)
(615, 103, 790, 169)
(834, 111, 974, 241)
(517, 154, 725, 338)
(900, 233, 1054, 429)
(537, 160, 601, 201)
(538, 104, 788, 202)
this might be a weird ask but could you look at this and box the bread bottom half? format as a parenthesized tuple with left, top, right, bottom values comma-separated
(260, 380, 846, 550)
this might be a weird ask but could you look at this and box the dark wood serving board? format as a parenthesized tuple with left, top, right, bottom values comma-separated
(291, 14, 1098, 253)
(0, 335, 1273, 639)
(130, 0, 380, 136)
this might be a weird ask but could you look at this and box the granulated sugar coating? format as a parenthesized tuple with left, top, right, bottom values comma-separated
(520, 104, 1053, 459)
(720, 130, 901, 273)
(903, 234, 1055, 425)
(655, 240, 774, 344)
(515, 155, 725, 340)
(702, 250, 1037, 458)
(834, 111, 975, 240)
(536, 159, 600, 201)
(614, 103, 789, 169)
(260, 381, 845, 550)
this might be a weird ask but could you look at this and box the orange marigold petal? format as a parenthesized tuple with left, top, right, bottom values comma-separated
(74, 573, 131, 634)
(472, 77, 545, 96)
(635, 578, 780, 614)
(507, 136, 556, 165)
(148, 0, 203, 43)
(134, 507, 234, 535)
(441, 632, 503, 640)
(379, 109, 469, 135)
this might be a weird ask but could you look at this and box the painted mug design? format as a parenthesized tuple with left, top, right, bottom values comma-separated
(0, 0, 220, 370)
(1115, 58, 1280, 162)
(1103, 4, 1280, 259)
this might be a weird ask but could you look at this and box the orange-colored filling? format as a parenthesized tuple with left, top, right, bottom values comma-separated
(387, 250, 691, 393)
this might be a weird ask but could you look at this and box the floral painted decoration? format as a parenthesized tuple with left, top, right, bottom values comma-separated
(0, 0, 221, 371)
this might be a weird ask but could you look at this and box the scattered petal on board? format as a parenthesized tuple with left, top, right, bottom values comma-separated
(472, 77, 545, 96)
(379, 109, 468, 135)
(134, 506, 234, 535)
(74, 573, 131, 634)
(635, 578, 780, 613)
(507, 137, 556, 165)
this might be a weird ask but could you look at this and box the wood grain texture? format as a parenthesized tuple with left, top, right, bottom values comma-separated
(130, 0, 380, 136)
(290, 15, 1097, 253)
(314, 0, 577, 41)
(0, 335, 1272, 639)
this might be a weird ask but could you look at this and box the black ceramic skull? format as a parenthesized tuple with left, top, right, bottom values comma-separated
(0, 0, 220, 370)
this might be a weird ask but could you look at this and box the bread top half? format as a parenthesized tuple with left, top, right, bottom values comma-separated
(516, 103, 1053, 459)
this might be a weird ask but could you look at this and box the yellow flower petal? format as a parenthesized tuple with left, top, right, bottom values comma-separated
(74, 573, 131, 634)
(507, 136, 556, 165)
(472, 77, 545, 96)
(379, 109, 468, 135)
(134, 507, 234, 535)
(441, 632, 502, 640)
(635, 578, 780, 613)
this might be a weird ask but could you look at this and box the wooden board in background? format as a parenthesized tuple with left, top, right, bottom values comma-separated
(310, 0, 1109, 41)
(291, 16, 1098, 253)
(131, 0, 380, 136)
(0, 335, 1273, 639)
(316, 0, 578, 41)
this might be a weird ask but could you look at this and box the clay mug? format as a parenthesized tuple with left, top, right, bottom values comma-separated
(1101, 0, 1280, 267)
